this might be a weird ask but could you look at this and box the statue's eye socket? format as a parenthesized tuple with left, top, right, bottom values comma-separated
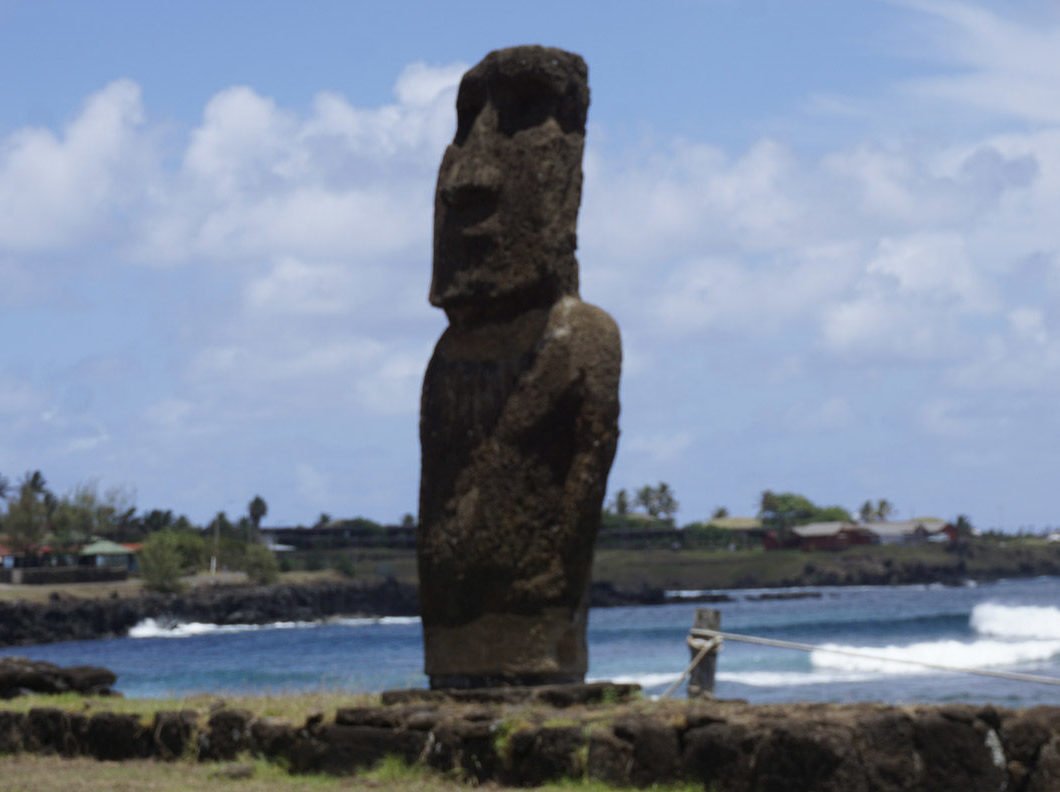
(454, 80, 487, 146)
(492, 78, 556, 137)
(453, 74, 585, 145)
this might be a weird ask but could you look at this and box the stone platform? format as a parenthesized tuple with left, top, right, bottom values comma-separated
(1, 689, 1058, 790)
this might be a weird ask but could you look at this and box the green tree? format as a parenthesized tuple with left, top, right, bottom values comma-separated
(248, 495, 267, 530)
(858, 500, 875, 523)
(817, 506, 853, 522)
(400, 513, 416, 529)
(3, 472, 51, 556)
(207, 511, 234, 574)
(759, 490, 813, 541)
(242, 543, 279, 585)
(759, 490, 853, 543)
(50, 482, 137, 542)
(140, 509, 175, 534)
(954, 514, 974, 538)
(876, 499, 894, 521)
(635, 483, 679, 523)
(139, 531, 186, 593)
(314, 513, 331, 529)
(613, 489, 630, 516)
(154, 528, 207, 572)
(712, 506, 729, 520)
(655, 483, 678, 522)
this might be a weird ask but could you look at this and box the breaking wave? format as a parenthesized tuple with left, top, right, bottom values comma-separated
(332, 616, 421, 627)
(129, 614, 421, 638)
(723, 603, 1060, 685)
(717, 670, 874, 687)
(810, 638, 1060, 676)
(128, 619, 312, 638)
(971, 603, 1060, 640)
(808, 604, 1060, 676)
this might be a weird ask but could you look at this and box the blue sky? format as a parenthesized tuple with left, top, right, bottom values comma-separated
(2, 0, 1059, 530)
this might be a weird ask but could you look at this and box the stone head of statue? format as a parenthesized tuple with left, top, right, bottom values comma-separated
(430, 46, 588, 322)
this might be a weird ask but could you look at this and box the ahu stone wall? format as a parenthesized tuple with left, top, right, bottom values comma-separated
(1, 687, 1059, 791)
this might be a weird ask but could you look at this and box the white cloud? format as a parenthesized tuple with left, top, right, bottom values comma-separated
(626, 431, 694, 464)
(898, 0, 1060, 124)
(918, 398, 970, 437)
(0, 377, 42, 416)
(295, 462, 331, 508)
(63, 429, 110, 455)
(821, 294, 964, 361)
(866, 233, 990, 309)
(133, 64, 461, 265)
(651, 243, 860, 336)
(0, 80, 148, 252)
(583, 139, 804, 267)
(788, 396, 853, 432)
(1008, 307, 1048, 345)
(244, 257, 353, 316)
(6, 15, 1060, 526)
(394, 62, 468, 106)
(354, 352, 426, 416)
(144, 398, 194, 429)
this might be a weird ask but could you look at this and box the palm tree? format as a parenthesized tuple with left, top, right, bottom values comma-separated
(876, 499, 894, 521)
(655, 482, 679, 523)
(248, 496, 268, 530)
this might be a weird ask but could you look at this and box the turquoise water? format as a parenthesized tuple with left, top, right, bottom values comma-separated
(2, 577, 1058, 705)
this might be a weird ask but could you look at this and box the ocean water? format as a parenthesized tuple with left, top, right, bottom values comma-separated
(2, 577, 1058, 706)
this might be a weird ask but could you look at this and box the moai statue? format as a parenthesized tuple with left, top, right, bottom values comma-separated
(418, 46, 622, 689)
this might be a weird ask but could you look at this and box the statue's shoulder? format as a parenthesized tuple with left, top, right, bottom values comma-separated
(543, 297, 621, 391)
(547, 296, 620, 349)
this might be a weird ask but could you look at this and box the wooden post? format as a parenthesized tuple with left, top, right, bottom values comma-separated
(688, 608, 720, 698)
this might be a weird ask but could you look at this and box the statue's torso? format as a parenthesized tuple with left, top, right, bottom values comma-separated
(419, 297, 620, 625)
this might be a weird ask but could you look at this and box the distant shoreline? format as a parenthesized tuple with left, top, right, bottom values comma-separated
(0, 541, 1058, 647)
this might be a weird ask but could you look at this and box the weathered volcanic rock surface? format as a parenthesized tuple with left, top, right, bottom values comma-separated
(0, 579, 419, 648)
(418, 45, 621, 688)
(1, 693, 1058, 791)
(0, 657, 116, 699)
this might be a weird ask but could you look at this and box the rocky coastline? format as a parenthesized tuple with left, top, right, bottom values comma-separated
(0, 578, 419, 648)
(1, 554, 1058, 648)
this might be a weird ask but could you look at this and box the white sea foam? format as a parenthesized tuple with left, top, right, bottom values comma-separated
(332, 616, 421, 627)
(971, 603, 1060, 640)
(129, 614, 420, 638)
(717, 670, 875, 687)
(128, 618, 313, 638)
(810, 638, 1060, 676)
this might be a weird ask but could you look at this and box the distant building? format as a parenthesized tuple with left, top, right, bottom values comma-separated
(791, 522, 876, 552)
(260, 520, 415, 551)
(79, 538, 137, 569)
(707, 516, 763, 533)
(864, 519, 952, 545)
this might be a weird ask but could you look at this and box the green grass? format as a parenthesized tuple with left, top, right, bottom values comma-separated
(0, 755, 704, 791)
(2, 539, 1055, 608)
(0, 691, 377, 724)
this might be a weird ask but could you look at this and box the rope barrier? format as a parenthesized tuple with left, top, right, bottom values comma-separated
(690, 627, 1060, 688)
(659, 635, 722, 699)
